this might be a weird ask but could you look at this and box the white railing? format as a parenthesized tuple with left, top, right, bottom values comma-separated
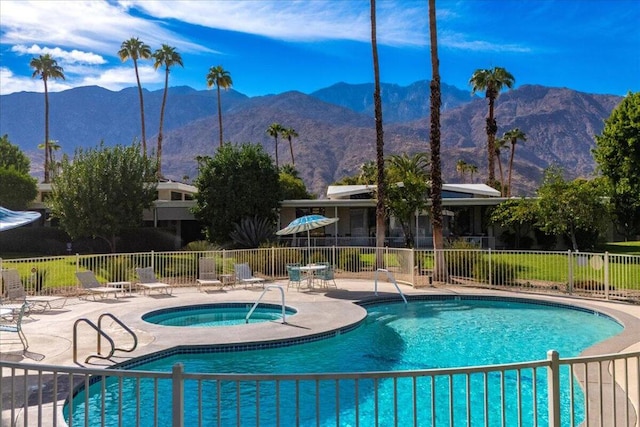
(1, 350, 638, 426)
(1, 248, 639, 303)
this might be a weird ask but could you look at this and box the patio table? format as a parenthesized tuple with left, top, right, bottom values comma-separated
(298, 264, 327, 288)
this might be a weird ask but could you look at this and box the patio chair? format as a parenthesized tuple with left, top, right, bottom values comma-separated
(75, 271, 119, 300)
(233, 263, 265, 288)
(317, 263, 337, 288)
(286, 264, 302, 291)
(0, 302, 29, 351)
(197, 258, 223, 292)
(2, 269, 67, 311)
(135, 267, 173, 296)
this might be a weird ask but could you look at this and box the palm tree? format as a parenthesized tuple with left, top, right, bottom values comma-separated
(456, 159, 468, 182)
(118, 37, 151, 156)
(469, 66, 515, 188)
(30, 54, 65, 183)
(205, 65, 233, 148)
(266, 123, 285, 168)
(152, 44, 183, 179)
(428, 0, 446, 281)
(359, 160, 378, 184)
(468, 164, 478, 183)
(503, 128, 527, 197)
(37, 139, 61, 179)
(370, 0, 386, 253)
(281, 127, 299, 166)
(495, 136, 508, 196)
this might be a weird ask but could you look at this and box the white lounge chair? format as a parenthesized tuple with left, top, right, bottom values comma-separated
(234, 263, 265, 288)
(196, 258, 223, 292)
(75, 271, 119, 300)
(135, 267, 173, 295)
(2, 269, 67, 311)
(0, 302, 29, 351)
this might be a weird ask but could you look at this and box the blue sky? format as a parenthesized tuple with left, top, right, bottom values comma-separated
(1, 0, 638, 97)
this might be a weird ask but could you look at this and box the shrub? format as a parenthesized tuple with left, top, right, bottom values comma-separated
(254, 245, 303, 276)
(182, 240, 219, 251)
(444, 239, 480, 278)
(338, 248, 363, 272)
(99, 256, 135, 282)
(472, 260, 518, 286)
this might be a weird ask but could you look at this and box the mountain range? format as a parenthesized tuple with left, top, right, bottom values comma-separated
(0, 82, 622, 197)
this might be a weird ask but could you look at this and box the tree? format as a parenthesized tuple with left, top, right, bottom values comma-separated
(536, 167, 609, 251)
(370, 0, 387, 254)
(503, 128, 527, 197)
(30, 54, 65, 183)
(490, 198, 537, 248)
(469, 67, 515, 187)
(205, 65, 233, 148)
(468, 163, 478, 183)
(266, 123, 285, 168)
(281, 127, 299, 166)
(456, 159, 468, 182)
(495, 135, 508, 196)
(38, 139, 62, 179)
(152, 44, 183, 179)
(192, 143, 281, 244)
(593, 92, 640, 240)
(118, 37, 152, 156)
(280, 169, 313, 200)
(47, 143, 157, 252)
(0, 135, 37, 210)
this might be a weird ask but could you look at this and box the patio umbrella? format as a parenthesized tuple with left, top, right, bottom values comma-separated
(276, 214, 339, 253)
(0, 206, 41, 232)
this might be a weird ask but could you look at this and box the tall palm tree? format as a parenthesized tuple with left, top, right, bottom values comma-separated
(281, 127, 299, 166)
(370, 0, 386, 253)
(205, 65, 233, 148)
(37, 139, 61, 179)
(428, 0, 446, 281)
(495, 136, 508, 196)
(456, 159, 468, 182)
(118, 37, 151, 156)
(266, 123, 285, 168)
(152, 44, 183, 179)
(468, 164, 478, 183)
(469, 66, 515, 188)
(30, 54, 65, 183)
(503, 128, 527, 197)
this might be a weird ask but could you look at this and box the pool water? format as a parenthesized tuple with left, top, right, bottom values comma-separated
(142, 303, 296, 327)
(67, 298, 623, 426)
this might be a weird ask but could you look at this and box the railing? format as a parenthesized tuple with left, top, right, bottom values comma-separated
(1, 248, 639, 303)
(374, 268, 407, 304)
(246, 285, 287, 324)
(1, 350, 638, 426)
(72, 313, 138, 365)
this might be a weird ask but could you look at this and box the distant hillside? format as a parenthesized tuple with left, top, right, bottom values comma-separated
(0, 82, 622, 197)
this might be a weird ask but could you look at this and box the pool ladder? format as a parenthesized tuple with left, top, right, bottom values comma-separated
(246, 285, 287, 324)
(73, 313, 138, 365)
(374, 269, 408, 304)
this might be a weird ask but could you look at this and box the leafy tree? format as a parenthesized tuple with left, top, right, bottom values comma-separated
(30, 54, 65, 183)
(152, 44, 183, 178)
(206, 65, 233, 148)
(47, 143, 157, 252)
(266, 123, 285, 169)
(192, 143, 281, 244)
(280, 169, 313, 200)
(0, 134, 30, 174)
(281, 127, 299, 166)
(536, 167, 609, 251)
(118, 37, 152, 155)
(490, 198, 537, 248)
(0, 136, 37, 209)
(593, 92, 640, 240)
(503, 128, 527, 197)
(469, 67, 515, 187)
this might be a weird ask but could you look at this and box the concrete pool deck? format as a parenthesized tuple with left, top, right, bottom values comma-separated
(2, 278, 640, 367)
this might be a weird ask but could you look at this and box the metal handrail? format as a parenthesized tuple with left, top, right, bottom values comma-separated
(374, 268, 408, 304)
(97, 313, 138, 354)
(246, 285, 287, 324)
(73, 318, 116, 365)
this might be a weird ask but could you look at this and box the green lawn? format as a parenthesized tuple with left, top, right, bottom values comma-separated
(601, 241, 640, 256)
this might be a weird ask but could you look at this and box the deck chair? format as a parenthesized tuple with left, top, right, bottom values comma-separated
(0, 302, 29, 350)
(75, 271, 119, 300)
(234, 263, 265, 288)
(317, 263, 337, 288)
(135, 267, 173, 295)
(286, 264, 302, 291)
(2, 269, 67, 311)
(196, 258, 223, 292)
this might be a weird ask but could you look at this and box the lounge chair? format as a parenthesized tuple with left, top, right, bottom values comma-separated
(0, 302, 29, 350)
(196, 258, 223, 292)
(317, 263, 337, 288)
(75, 271, 119, 300)
(135, 267, 173, 295)
(286, 264, 302, 291)
(2, 269, 67, 311)
(234, 263, 265, 288)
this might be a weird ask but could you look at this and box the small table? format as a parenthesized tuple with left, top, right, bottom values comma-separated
(106, 281, 133, 296)
(220, 274, 235, 287)
(299, 265, 327, 288)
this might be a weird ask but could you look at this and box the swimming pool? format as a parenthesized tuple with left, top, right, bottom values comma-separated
(142, 303, 297, 327)
(66, 296, 623, 426)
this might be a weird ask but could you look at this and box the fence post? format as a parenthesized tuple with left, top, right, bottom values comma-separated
(172, 363, 184, 427)
(151, 250, 155, 270)
(411, 248, 416, 288)
(604, 251, 610, 300)
(567, 250, 573, 294)
(488, 248, 492, 287)
(271, 246, 275, 279)
(547, 350, 561, 427)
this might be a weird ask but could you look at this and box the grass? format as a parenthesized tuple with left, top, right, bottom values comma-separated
(601, 241, 640, 256)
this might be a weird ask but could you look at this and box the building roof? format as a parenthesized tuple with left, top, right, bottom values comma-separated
(326, 183, 501, 199)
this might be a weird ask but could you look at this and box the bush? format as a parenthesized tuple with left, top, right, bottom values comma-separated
(472, 260, 518, 286)
(254, 245, 303, 277)
(338, 248, 363, 272)
(444, 239, 480, 278)
(99, 256, 135, 282)
(182, 240, 220, 251)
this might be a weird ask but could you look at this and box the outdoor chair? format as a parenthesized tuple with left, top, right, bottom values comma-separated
(317, 263, 337, 288)
(75, 271, 119, 300)
(233, 263, 265, 288)
(0, 302, 30, 351)
(2, 269, 67, 311)
(197, 258, 223, 292)
(135, 267, 173, 296)
(286, 264, 302, 291)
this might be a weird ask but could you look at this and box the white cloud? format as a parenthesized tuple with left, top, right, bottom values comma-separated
(11, 45, 107, 65)
(439, 32, 532, 53)
(0, 67, 72, 94)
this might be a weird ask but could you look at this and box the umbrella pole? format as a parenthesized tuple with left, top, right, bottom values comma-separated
(307, 229, 311, 262)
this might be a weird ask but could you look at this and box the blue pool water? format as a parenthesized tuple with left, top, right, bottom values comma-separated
(142, 303, 297, 327)
(66, 297, 623, 426)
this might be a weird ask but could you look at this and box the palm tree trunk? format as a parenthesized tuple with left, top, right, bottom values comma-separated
(157, 68, 169, 179)
(486, 99, 497, 186)
(217, 86, 223, 148)
(274, 136, 279, 169)
(507, 142, 516, 197)
(497, 153, 505, 196)
(134, 59, 147, 156)
(288, 136, 295, 166)
(44, 78, 50, 183)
